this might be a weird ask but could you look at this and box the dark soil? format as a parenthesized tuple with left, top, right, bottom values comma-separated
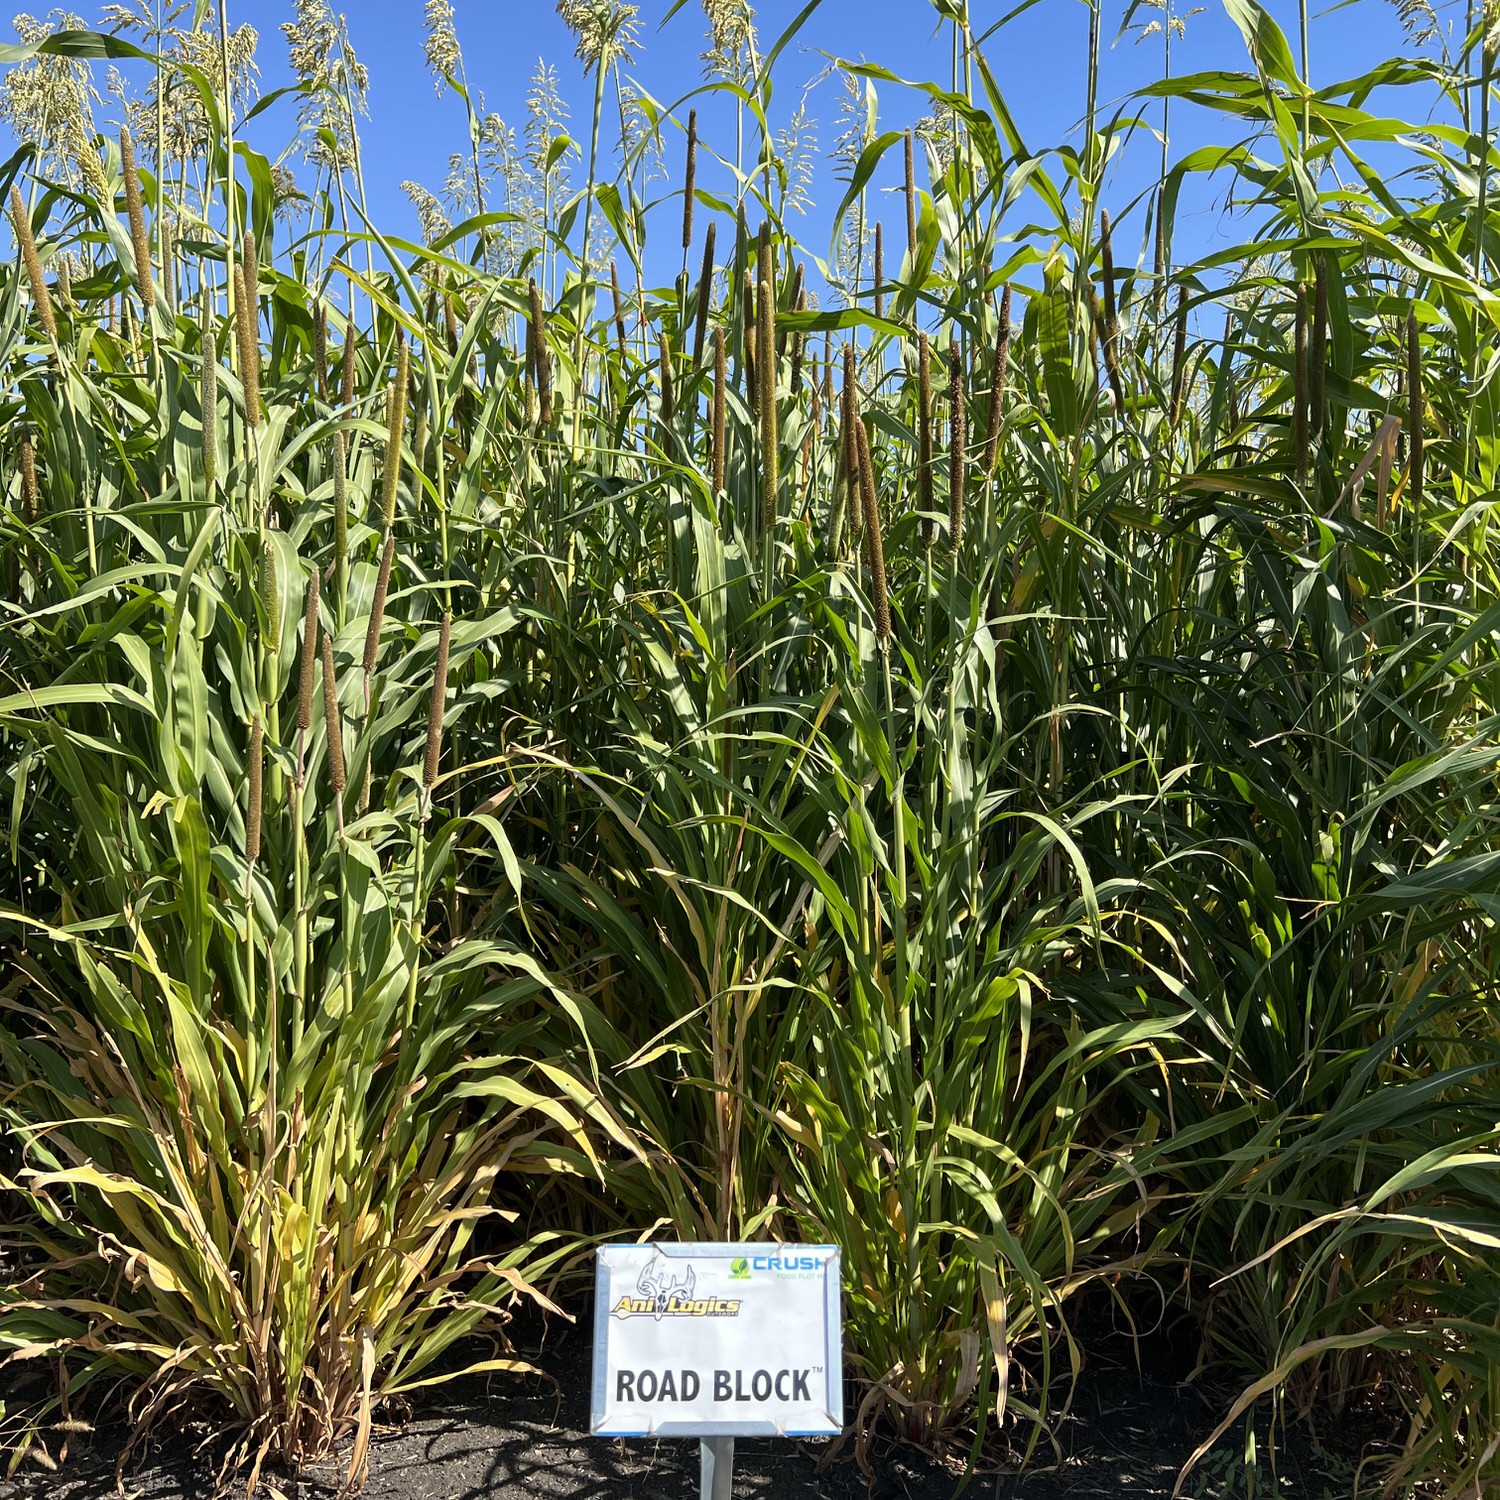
(0, 1302, 1390, 1500)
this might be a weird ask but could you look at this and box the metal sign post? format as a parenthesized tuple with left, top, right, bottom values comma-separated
(590, 1242, 842, 1497)
(700, 1434, 734, 1500)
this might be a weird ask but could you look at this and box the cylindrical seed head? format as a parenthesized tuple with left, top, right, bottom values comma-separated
(1170, 286, 1189, 430)
(321, 633, 347, 795)
(297, 567, 321, 733)
(918, 333, 933, 547)
(610, 260, 627, 357)
(693, 219, 717, 369)
(682, 108, 698, 252)
(234, 263, 260, 428)
(1293, 284, 1309, 483)
(341, 315, 358, 410)
(242, 230, 258, 303)
(528, 278, 553, 425)
(363, 531, 396, 676)
(1100, 211, 1119, 342)
(948, 344, 966, 553)
(201, 308, 219, 489)
(904, 130, 917, 256)
(423, 610, 453, 791)
(742, 269, 758, 411)
(260, 538, 279, 650)
(758, 275, 779, 545)
(834, 342, 859, 554)
(855, 413, 890, 641)
(332, 435, 349, 566)
(712, 326, 727, 497)
(159, 219, 174, 305)
(658, 331, 675, 433)
(1310, 259, 1328, 441)
(120, 127, 155, 310)
(9, 186, 56, 341)
(443, 293, 460, 356)
(789, 270, 807, 395)
(246, 715, 264, 865)
(380, 334, 409, 529)
(314, 300, 329, 403)
(19, 432, 39, 525)
(1406, 310, 1424, 510)
(983, 286, 1013, 471)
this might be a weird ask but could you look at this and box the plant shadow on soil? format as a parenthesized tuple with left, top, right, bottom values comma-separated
(1, 1291, 1395, 1500)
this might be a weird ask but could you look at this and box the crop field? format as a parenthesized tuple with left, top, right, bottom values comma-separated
(0, 0, 1497, 1495)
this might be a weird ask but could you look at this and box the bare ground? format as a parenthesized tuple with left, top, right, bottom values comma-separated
(0, 1306, 1386, 1500)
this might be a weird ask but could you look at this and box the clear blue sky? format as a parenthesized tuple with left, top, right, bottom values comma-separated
(4, 0, 1452, 284)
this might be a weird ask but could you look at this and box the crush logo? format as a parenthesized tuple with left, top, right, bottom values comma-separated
(611, 1252, 742, 1320)
(729, 1258, 751, 1280)
(749, 1252, 825, 1277)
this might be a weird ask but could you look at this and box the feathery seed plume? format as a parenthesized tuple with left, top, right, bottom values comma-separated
(557, 0, 640, 74)
(423, 0, 463, 88)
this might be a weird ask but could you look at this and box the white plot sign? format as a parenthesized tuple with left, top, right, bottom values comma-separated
(590, 1242, 842, 1438)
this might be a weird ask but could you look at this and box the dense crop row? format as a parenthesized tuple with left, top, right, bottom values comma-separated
(1, 1, 1498, 1494)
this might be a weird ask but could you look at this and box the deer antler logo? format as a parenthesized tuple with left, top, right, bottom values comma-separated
(635, 1252, 695, 1320)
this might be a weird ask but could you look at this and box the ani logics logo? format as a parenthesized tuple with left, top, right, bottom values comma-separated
(611, 1251, 742, 1320)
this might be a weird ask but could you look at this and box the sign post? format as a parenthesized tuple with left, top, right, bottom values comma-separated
(591, 1242, 842, 1497)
